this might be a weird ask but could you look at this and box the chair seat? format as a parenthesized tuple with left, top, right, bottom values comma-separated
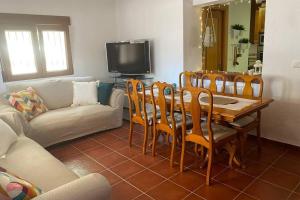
(133, 110, 160, 125)
(230, 115, 256, 128)
(172, 113, 193, 128)
(187, 123, 237, 143)
(157, 112, 192, 129)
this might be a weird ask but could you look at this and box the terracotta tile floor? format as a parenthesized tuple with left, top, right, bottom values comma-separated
(47, 121, 300, 200)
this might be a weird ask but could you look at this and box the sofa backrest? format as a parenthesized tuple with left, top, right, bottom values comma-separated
(3, 77, 94, 110)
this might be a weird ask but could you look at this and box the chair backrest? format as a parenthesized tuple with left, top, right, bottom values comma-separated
(201, 73, 226, 94)
(126, 80, 147, 125)
(180, 87, 213, 147)
(150, 82, 175, 133)
(233, 75, 263, 98)
(179, 71, 199, 89)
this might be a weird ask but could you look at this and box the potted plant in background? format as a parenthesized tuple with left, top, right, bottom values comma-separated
(232, 24, 245, 38)
(239, 38, 249, 50)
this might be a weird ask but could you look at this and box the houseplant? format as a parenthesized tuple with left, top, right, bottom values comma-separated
(239, 38, 249, 50)
(232, 24, 245, 30)
(232, 24, 245, 38)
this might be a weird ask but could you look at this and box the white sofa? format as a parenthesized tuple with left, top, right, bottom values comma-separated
(0, 112, 111, 200)
(0, 76, 124, 147)
(0, 76, 124, 199)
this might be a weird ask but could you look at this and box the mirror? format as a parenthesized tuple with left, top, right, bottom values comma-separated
(198, 0, 266, 74)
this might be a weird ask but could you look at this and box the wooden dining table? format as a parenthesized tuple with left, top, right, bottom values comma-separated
(141, 89, 273, 124)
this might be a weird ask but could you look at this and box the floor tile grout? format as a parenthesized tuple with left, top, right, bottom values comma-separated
(51, 125, 300, 200)
(99, 131, 204, 198)
(287, 180, 300, 199)
(72, 142, 155, 198)
(233, 148, 289, 200)
(83, 129, 234, 199)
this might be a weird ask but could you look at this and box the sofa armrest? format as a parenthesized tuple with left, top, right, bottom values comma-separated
(109, 89, 125, 108)
(33, 173, 111, 200)
(0, 104, 30, 136)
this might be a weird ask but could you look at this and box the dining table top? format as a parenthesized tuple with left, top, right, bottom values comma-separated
(130, 89, 274, 123)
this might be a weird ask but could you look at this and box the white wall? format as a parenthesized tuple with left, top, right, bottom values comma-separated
(115, 0, 184, 84)
(183, 0, 202, 71)
(0, 0, 117, 82)
(261, 0, 300, 146)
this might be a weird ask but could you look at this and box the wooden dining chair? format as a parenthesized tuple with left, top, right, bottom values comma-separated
(179, 71, 199, 89)
(151, 82, 191, 167)
(127, 79, 153, 154)
(234, 75, 263, 98)
(179, 87, 238, 185)
(231, 75, 264, 158)
(201, 73, 226, 94)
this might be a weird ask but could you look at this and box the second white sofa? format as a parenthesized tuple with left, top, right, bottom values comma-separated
(0, 113, 111, 200)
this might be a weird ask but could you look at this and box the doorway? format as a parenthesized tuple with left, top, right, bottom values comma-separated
(202, 6, 228, 71)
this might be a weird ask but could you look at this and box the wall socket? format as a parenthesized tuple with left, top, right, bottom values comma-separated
(292, 60, 300, 68)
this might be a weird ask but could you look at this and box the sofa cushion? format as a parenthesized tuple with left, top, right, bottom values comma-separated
(97, 83, 114, 105)
(33, 173, 111, 200)
(29, 104, 120, 147)
(0, 119, 17, 156)
(0, 111, 30, 136)
(5, 87, 48, 121)
(72, 81, 99, 106)
(4, 77, 93, 110)
(0, 167, 42, 200)
(0, 137, 78, 192)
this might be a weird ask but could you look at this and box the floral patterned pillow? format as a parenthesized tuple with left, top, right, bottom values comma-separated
(5, 87, 48, 121)
(0, 167, 42, 200)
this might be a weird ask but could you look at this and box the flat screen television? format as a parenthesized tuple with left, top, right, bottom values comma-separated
(106, 41, 151, 74)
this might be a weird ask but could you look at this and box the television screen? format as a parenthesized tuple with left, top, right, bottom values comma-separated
(106, 41, 150, 74)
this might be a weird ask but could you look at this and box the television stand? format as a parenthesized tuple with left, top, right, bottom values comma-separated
(119, 74, 146, 79)
(111, 74, 153, 90)
(112, 74, 154, 121)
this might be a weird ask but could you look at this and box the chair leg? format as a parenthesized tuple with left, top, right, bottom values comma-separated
(150, 124, 154, 139)
(167, 134, 171, 146)
(162, 133, 167, 144)
(239, 132, 247, 165)
(129, 121, 134, 147)
(194, 144, 199, 156)
(170, 134, 176, 167)
(200, 146, 205, 160)
(152, 129, 158, 157)
(206, 149, 213, 186)
(142, 125, 149, 155)
(180, 141, 186, 172)
(257, 111, 262, 152)
(200, 150, 208, 169)
(148, 125, 154, 149)
(257, 124, 262, 152)
(225, 142, 239, 168)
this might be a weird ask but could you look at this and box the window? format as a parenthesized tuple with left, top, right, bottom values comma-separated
(0, 14, 73, 82)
